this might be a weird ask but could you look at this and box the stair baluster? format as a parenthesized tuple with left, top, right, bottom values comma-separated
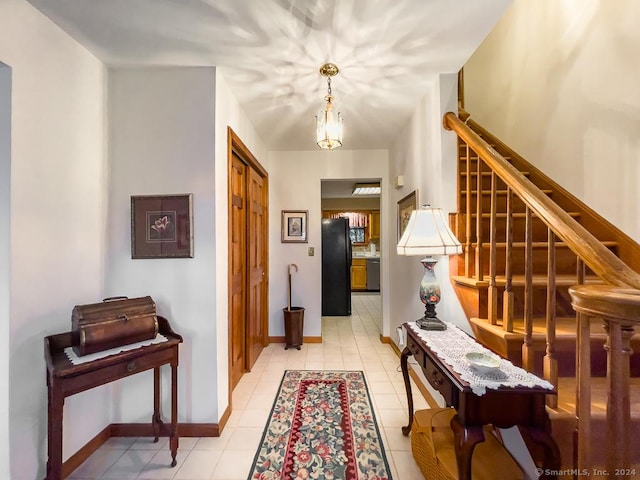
(488, 171, 498, 324)
(464, 142, 472, 277)
(545, 229, 558, 408)
(576, 310, 591, 471)
(523, 207, 535, 371)
(604, 320, 634, 471)
(503, 187, 514, 332)
(475, 150, 484, 281)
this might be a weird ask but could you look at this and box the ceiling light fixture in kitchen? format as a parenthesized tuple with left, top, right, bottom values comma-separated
(352, 183, 381, 196)
(316, 63, 343, 150)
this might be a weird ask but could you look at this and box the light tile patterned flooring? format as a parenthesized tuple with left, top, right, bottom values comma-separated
(70, 293, 426, 479)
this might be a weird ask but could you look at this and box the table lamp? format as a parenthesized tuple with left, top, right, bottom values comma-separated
(397, 205, 462, 330)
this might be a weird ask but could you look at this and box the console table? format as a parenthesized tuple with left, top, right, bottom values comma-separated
(44, 316, 182, 480)
(400, 321, 560, 480)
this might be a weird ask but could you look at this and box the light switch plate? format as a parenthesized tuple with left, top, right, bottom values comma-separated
(308, 247, 314, 256)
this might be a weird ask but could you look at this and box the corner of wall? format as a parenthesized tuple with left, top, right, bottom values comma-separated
(0, 61, 12, 480)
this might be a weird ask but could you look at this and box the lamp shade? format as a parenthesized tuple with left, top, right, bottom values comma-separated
(397, 206, 462, 256)
(316, 104, 343, 150)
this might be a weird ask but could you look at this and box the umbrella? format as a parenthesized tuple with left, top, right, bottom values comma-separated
(287, 263, 298, 310)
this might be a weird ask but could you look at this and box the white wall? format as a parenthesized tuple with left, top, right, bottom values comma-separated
(267, 150, 390, 337)
(214, 69, 267, 418)
(464, 0, 640, 242)
(106, 67, 221, 423)
(107, 67, 268, 426)
(0, 62, 12, 480)
(388, 73, 467, 346)
(0, 0, 108, 477)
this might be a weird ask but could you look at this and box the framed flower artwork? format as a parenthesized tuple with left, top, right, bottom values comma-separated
(131, 194, 194, 258)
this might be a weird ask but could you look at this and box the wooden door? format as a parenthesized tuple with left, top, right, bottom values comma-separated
(227, 128, 269, 393)
(229, 152, 247, 390)
(246, 167, 267, 368)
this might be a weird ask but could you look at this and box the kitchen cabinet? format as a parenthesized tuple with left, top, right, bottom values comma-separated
(369, 211, 380, 240)
(323, 209, 380, 245)
(351, 259, 367, 291)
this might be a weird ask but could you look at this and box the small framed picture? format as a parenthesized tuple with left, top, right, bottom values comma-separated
(281, 210, 308, 243)
(397, 190, 418, 241)
(131, 194, 194, 258)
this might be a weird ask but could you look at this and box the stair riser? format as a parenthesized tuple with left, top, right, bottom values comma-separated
(469, 322, 640, 377)
(466, 245, 616, 277)
(463, 216, 555, 242)
(452, 278, 577, 321)
(460, 193, 548, 213)
(459, 173, 519, 191)
(458, 156, 510, 169)
(472, 285, 577, 319)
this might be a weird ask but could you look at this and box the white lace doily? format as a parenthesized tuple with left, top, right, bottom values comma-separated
(407, 322, 554, 396)
(64, 334, 168, 365)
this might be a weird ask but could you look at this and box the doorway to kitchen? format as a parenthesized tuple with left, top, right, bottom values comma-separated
(320, 179, 382, 333)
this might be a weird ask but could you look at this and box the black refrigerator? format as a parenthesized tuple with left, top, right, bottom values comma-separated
(322, 217, 352, 316)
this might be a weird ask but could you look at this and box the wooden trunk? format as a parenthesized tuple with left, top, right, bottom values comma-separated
(71, 296, 158, 356)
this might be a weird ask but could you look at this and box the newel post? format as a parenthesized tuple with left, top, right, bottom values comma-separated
(569, 285, 639, 476)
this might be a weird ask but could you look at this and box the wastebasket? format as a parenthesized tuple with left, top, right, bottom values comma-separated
(283, 306, 305, 350)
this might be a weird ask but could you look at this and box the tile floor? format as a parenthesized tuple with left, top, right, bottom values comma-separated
(69, 293, 427, 479)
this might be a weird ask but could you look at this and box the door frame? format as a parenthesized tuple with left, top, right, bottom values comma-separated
(226, 127, 269, 405)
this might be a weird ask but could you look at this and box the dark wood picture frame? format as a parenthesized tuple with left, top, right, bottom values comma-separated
(131, 194, 194, 258)
(397, 190, 418, 241)
(281, 210, 308, 243)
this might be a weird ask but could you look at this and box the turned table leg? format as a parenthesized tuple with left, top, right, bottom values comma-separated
(450, 414, 484, 480)
(400, 346, 414, 436)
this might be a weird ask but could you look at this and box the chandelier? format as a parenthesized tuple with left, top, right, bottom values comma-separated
(315, 63, 343, 150)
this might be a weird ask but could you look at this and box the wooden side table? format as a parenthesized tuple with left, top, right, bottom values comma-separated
(44, 316, 182, 480)
(400, 322, 560, 480)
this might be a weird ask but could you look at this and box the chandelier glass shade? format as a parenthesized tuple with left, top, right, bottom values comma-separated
(316, 63, 343, 150)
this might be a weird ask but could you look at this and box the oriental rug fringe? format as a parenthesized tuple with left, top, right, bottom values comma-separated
(248, 370, 393, 480)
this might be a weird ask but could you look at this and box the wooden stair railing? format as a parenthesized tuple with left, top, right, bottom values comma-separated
(443, 111, 640, 473)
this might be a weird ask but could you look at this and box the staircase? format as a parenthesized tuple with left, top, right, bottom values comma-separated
(444, 110, 640, 474)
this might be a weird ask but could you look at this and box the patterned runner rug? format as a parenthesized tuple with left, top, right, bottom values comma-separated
(248, 370, 393, 480)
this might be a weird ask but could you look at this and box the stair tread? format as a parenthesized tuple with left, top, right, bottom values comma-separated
(554, 377, 640, 417)
(452, 274, 604, 288)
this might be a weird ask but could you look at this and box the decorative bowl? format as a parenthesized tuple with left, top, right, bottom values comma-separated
(464, 352, 501, 373)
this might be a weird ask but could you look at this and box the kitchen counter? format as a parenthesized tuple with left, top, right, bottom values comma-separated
(352, 252, 381, 259)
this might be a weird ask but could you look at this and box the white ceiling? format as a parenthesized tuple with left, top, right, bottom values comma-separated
(27, 0, 511, 151)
